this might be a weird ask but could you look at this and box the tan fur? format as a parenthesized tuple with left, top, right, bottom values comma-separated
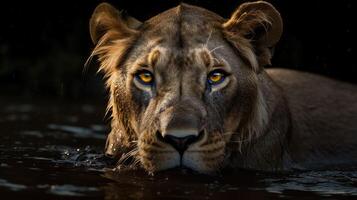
(88, 1, 357, 174)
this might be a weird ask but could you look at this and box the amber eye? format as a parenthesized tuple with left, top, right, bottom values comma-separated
(135, 70, 154, 85)
(207, 70, 226, 85)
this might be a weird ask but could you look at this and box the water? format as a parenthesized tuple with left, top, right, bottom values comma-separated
(0, 97, 356, 199)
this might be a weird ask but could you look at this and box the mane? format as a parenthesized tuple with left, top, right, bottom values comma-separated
(87, 28, 139, 154)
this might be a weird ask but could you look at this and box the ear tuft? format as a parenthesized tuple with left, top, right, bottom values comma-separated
(224, 1, 283, 47)
(89, 3, 141, 44)
(223, 1, 283, 68)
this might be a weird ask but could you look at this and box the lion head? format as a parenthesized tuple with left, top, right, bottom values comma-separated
(88, 1, 283, 174)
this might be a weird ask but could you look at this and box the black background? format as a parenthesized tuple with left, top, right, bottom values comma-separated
(0, 0, 355, 101)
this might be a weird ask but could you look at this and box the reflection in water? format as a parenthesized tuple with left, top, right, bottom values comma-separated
(47, 123, 106, 139)
(102, 169, 357, 199)
(265, 171, 357, 196)
(4, 104, 34, 113)
(48, 184, 99, 196)
(0, 179, 27, 191)
(0, 100, 356, 199)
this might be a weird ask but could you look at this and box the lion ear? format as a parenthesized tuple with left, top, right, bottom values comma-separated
(89, 3, 142, 44)
(223, 1, 283, 68)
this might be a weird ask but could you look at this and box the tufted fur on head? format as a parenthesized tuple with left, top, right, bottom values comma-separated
(88, 3, 142, 156)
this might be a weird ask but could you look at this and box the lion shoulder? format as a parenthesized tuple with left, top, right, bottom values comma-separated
(267, 68, 357, 169)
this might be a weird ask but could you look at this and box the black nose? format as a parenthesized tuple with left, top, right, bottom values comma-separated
(156, 131, 204, 155)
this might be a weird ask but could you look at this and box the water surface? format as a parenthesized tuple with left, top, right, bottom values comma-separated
(0, 97, 356, 199)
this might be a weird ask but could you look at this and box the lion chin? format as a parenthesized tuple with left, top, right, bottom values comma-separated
(140, 151, 210, 174)
(89, 0, 357, 174)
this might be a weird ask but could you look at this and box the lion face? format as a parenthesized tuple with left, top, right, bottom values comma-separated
(89, 2, 282, 174)
(126, 46, 239, 173)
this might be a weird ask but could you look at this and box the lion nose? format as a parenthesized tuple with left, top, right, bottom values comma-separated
(157, 130, 204, 155)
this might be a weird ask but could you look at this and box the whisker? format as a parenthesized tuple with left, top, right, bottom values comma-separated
(222, 128, 266, 143)
(204, 30, 213, 47)
(209, 45, 224, 53)
(229, 139, 251, 143)
(221, 131, 239, 136)
(117, 143, 139, 166)
(117, 153, 131, 165)
(131, 158, 141, 168)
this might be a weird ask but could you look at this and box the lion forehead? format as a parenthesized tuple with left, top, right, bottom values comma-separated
(136, 4, 225, 48)
(141, 46, 221, 71)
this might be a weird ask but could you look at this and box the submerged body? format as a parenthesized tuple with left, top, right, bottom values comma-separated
(269, 69, 357, 170)
(88, 1, 357, 174)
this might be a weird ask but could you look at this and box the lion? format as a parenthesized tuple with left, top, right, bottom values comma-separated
(88, 1, 357, 174)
